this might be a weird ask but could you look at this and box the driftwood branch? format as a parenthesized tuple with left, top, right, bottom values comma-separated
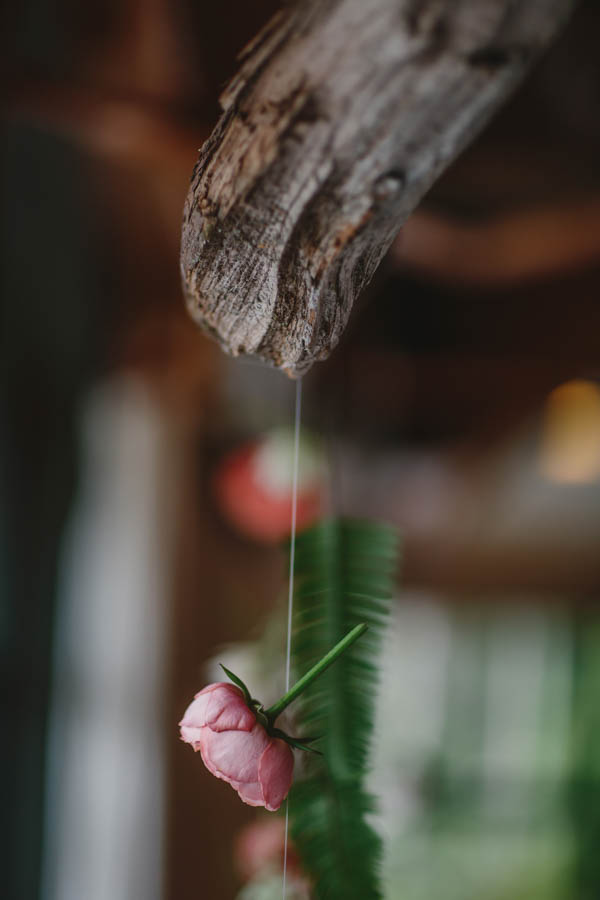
(181, 0, 574, 376)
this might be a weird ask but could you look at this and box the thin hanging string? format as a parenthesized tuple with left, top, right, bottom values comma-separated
(283, 376, 302, 899)
(285, 378, 302, 694)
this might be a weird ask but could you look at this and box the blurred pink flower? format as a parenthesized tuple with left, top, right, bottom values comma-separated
(213, 432, 325, 543)
(179, 682, 294, 811)
(235, 817, 301, 881)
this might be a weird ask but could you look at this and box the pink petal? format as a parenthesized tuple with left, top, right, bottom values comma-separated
(179, 723, 203, 746)
(205, 684, 255, 733)
(258, 739, 294, 811)
(199, 723, 269, 784)
(236, 781, 265, 807)
(179, 683, 227, 731)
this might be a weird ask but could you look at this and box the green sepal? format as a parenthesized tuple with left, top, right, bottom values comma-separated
(270, 726, 323, 755)
(286, 739, 323, 756)
(220, 664, 252, 705)
(219, 664, 322, 753)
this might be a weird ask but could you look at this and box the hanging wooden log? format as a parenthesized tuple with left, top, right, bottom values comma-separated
(180, 0, 574, 377)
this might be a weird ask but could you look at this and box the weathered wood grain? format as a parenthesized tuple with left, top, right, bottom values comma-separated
(181, 0, 574, 376)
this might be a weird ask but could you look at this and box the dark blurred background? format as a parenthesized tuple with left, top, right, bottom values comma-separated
(3, 1, 600, 899)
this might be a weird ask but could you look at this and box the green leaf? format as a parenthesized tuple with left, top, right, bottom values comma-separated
(288, 518, 400, 899)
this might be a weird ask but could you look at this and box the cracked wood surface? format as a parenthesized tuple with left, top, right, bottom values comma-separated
(181, 0, 574, 377)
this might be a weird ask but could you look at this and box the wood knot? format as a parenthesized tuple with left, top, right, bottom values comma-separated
(405, 0, 448, 40)
(198, 195, 220, 240)
(467, 44, 529, 70)
(372, 170, 406, 204)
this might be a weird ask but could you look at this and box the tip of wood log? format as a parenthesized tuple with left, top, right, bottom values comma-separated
(180, 0, 575, 377)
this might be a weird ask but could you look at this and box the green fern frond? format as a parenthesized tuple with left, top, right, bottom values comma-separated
(289, 518, 400, 899)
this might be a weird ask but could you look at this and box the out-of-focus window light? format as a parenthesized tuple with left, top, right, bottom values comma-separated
(42, 377, 172, 900)
(540, 379, 600, 484)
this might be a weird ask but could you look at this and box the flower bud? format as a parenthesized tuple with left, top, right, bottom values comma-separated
(179, 683, 294, 811)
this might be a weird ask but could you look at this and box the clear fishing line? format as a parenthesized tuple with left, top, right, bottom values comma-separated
(282, 376, 302, 899)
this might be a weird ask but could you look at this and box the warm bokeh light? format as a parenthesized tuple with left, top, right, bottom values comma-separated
(540, 379, 600, 483)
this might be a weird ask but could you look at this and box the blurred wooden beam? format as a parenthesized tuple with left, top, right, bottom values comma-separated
(394, 199, 600, 287)
(5, 83, 203, 174)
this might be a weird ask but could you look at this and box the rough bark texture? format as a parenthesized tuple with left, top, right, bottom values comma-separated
(181, 0, 574, 377)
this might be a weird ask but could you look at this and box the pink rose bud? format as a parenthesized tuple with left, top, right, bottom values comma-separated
(179, 682, 294, 811)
